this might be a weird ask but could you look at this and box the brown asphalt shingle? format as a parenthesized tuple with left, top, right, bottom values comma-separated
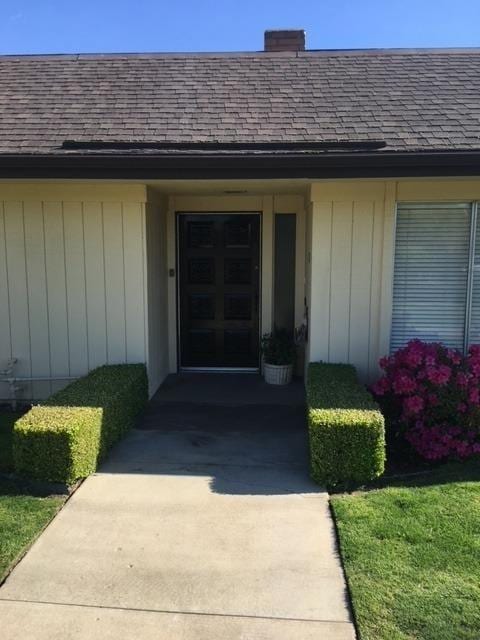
(1, 48, 480, 154)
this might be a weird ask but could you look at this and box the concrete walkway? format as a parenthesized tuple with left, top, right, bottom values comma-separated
(0, 374, 355, 639)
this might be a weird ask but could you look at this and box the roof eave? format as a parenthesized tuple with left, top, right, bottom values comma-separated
(0, 150, 479, 179)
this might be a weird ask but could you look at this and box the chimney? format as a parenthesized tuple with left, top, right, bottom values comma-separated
(264, 29, 305, 52)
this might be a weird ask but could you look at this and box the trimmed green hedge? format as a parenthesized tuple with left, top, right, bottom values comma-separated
(307, 363, 385, 487)
(13, 364, 148, 484)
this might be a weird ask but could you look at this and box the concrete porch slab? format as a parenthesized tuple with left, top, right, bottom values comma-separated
(107, 405, 309, 471)
(149, 372, 306, 406)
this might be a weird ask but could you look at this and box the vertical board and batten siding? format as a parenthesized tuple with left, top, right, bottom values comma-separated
(0, 185, 148, 400)
(307, 182, 395, 381)
(307, 179, 480, 382)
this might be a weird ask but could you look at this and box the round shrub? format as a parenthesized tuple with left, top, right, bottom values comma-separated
(372, 340, 480, 461)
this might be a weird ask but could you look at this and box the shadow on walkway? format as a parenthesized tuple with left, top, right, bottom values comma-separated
(101, 373, 319, 495)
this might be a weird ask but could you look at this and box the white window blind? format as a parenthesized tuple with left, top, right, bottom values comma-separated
(392, 203, 472, 352)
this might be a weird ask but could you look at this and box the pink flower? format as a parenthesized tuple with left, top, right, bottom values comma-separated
(448, 426, 462, 436)
(403, 349, 423, 367)
(375, 341, 480, 462)
(455, 441, 469, 457)
(425, 365, 451, 386)
(470, 362, 480, 377)
(379, 356, 391, 370)
(393, 341, 429, 368)
(469, 344, 480, 358)
(428, 393, 439, 406)
(393, 374, 417, 395)
(371, 376, 390, 396)
(468, 388, 480, 404)
(456, 372, 469, 387)
(447, 349, 462, 365)
(403, 395, 424, 415)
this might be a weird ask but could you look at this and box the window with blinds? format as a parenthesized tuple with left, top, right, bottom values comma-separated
(392, 203, 477, 352)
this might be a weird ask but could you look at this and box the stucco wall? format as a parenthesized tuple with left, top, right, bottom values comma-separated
(0, 183, 149, 400)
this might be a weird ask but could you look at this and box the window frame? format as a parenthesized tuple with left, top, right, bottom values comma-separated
(392, 201, 479, 354)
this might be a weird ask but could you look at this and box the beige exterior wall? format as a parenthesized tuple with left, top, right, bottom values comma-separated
(396, 180, 480, 202)
(0, 183, 149, 400)
(4, 177, 477, 399)
(0, 182, 307, 401)
(307, 178, 480, 382)
(307, 181, 395, 382)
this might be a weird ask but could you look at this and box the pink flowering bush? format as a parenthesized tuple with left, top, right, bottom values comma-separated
(372, 340, 480, 461)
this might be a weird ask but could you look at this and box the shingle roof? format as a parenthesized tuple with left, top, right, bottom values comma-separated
(1, 48, 480, 155)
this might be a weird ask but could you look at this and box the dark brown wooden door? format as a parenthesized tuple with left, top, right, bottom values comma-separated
(179, 214, 260, 368)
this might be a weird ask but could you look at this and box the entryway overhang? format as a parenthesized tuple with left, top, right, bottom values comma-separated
(149, 186, 307, 375)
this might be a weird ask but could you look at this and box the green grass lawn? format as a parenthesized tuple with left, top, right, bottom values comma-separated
(0, 478, 64, 582)
(0, 412, 20, 473)
(0, 412, 65, 582)
(331, 461, 480, 640)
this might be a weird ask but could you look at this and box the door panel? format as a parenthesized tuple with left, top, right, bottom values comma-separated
(179, 214, 260, 368)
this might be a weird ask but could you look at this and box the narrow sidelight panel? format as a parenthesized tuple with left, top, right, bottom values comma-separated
(274, 214, 296, 335)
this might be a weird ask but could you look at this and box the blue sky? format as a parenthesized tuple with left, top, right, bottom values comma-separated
(1, 0, 479, 54)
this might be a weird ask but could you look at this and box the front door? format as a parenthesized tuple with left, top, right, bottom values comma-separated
(179, 214, 260, 368)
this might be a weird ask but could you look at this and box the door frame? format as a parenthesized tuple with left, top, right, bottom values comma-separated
(165, 194, 306, 374)
(176, 211, 262, 372)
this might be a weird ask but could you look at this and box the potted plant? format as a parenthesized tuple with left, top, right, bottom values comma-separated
(260, 330, 296, 385)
